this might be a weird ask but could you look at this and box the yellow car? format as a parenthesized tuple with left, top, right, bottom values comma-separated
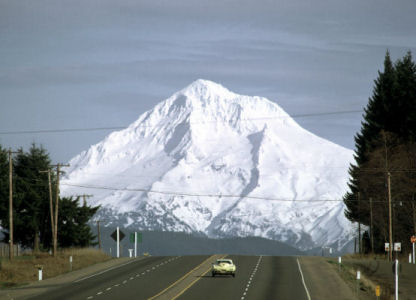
(211, 259, 236, 277)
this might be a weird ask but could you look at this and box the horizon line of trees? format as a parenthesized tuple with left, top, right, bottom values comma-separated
(0, 143, 99, 252)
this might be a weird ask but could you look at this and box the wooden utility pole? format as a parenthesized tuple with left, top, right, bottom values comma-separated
(370, 197, 374, 253)
(96, 220, 105, 249)
(76, 194, 93, 206)
(95, 219, 107, 250)
(388, 172, 393, 261)
(412, 197, 416, 234)
(358, 192, 361, 255)
(8, 149, 19, 260)
(39, 169, 55, 254)
(51, 163, 69, 257)
(383, 132, 393, 261)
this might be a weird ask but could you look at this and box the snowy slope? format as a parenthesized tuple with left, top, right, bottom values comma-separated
(61, 79, 354, 250)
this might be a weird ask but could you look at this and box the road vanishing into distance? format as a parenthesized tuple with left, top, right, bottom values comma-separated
(27, 255, 355, 300)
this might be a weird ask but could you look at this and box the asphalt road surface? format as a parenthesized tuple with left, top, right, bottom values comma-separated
(27, 255, 314, 300)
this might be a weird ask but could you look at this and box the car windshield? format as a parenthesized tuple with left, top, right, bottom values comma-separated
(217, 260, 231, 264)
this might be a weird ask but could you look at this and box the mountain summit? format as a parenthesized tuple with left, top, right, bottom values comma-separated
(61, 79, 354, 251)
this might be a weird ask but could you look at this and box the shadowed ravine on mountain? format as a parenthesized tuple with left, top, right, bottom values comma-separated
(206, 128, 264, 237)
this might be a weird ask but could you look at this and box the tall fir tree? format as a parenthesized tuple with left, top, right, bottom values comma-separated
(344, 51, 416, 253)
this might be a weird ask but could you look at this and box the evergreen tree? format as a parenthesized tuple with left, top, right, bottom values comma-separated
(0, 144, 100, 250)
(57, 197, 99, 248)
(344, 51, 416, 253)
(1, 144, 52, 249)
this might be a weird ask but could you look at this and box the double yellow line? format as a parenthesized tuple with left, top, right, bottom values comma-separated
(147, 255, 227, 300)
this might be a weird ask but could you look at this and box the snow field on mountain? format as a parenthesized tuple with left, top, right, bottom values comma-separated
(61, 79, 354, 250)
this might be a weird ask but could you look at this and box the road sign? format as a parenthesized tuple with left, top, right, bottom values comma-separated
(111, 229, 125, 241)
(394, 243, 401, 252)
(129, 232, 142, 243)
(385, 243, 390, 252)
(411, 235, 416, 243)
(375, 285, 381, 297)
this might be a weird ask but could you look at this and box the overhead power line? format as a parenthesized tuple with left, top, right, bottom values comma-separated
(0, 109, 363, 136)
(60, 182, 408, 203)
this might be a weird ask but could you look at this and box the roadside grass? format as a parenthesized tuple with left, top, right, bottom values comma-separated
(327, 257, 393, 300)
(0, 248, 110, 288)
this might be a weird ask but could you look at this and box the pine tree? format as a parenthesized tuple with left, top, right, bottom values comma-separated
(0, 144, 100, 250)
(344, 51, 416, 253)
(8, 144, 51, 250)
(57, 197, 99, 248)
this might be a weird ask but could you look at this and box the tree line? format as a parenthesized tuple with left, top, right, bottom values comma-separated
(0, 144, 98, 252)
(344, 51, 416, 254)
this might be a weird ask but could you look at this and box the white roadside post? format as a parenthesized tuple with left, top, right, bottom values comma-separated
(69, 255, 73, 271)
(413, 242, 415, 264)
(338, 256, 342, 272)
(393, 242, 401, 300)
(36, 265, 43, 281)
(117, 226, 120, 258)
(134, 232, 137, 258)
(395, 259, 399, 300)
(356, 270, 360, 296)
(128, 249, 133, 258)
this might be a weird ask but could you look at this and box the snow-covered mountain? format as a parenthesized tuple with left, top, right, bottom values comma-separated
(61, 79, 354, 251)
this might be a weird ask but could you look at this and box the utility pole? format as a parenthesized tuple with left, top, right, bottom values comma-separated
(388, 172, 393, 261)
(358, 192, 361, 255)
(8, 149, 18, 260)
(39, 169, 55, 255)
(370, 197, 374, 253)
(75, 194, 93, 206)
(412, 195, 415, 235)
(383, 132, 393, 261)
(96, 220, 106, 250)
(51, 163, 69, 257)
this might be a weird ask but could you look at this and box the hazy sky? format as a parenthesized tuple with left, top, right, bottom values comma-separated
(1, 0, 415, 163)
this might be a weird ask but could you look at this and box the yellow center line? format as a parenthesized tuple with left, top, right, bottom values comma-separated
(147, 255, 221, 300)
(170, 255, 228, 300)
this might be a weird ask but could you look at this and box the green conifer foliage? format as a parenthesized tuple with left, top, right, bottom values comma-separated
(0, 144, 99, 250)
(344, 51, 416, 253)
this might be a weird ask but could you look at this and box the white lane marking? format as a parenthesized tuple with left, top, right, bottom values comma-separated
(123, 280, 127, 284)
(106, 287, 111, 291)
(74, 258, 144, 283)
(114, 284, 120, 287)
(296, 258, 312, 300)
(240, 255, 262, 300)
(87, 297, 93, 299)
(97, 291, 103, 295)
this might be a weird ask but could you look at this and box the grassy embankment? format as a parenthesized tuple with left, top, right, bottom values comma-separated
(327, 253, 414, 300)
(0, 248, 110, 288)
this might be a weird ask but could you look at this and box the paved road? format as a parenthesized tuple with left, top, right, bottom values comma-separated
(177, 255, 310, 300)
(28, 255, 206, 300)
(26, 255, 312, 300)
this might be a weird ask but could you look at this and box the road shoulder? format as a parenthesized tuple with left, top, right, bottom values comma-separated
(298, 256, 358, 300)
